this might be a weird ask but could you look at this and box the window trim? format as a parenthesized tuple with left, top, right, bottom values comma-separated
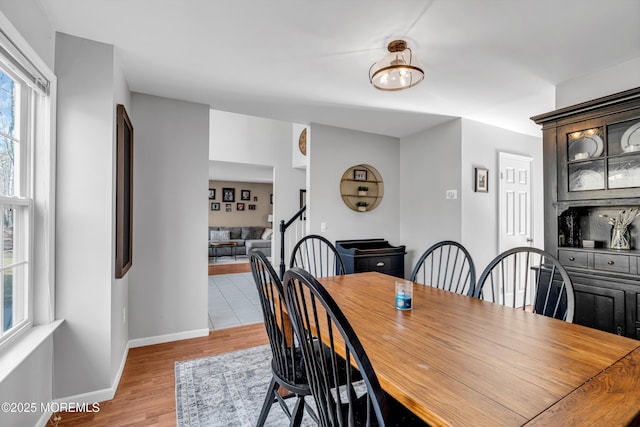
(0, 62, 34, 344)
(0, 10, 55, 349)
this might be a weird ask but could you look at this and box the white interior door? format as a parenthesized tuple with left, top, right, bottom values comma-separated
(499, 153, 533, 306)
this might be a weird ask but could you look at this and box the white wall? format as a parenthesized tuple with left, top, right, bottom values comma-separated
(460, 118, 543, 272)
(0, 0, 55, 69)
(308, 124, 401, 246)
(0, 4, 56, 426)
(208, 161, 273, 183)
(128, 93, 209, 342)
(398, 118, 542, 279)
(399, 119, 462, 276)
(111, 51, 130, 387)
(556, 57, 640, 108)
(209, 110, 305, 268)
(54, 33, 116, 399)
(0, 338, 53, 427)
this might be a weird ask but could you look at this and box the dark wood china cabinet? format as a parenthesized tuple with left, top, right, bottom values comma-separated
(532, 87, 640, 339)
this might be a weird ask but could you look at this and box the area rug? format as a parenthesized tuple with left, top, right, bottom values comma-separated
(175, 345, 315, 427)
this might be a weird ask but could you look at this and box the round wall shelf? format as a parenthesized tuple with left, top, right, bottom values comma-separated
(340, 164, 384, 212)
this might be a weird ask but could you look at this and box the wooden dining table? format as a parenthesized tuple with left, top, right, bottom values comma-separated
(315, 271, 640, 426)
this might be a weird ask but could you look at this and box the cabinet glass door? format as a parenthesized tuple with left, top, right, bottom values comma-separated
(566, 127, 605, 192)
(607, 119, 640, 189)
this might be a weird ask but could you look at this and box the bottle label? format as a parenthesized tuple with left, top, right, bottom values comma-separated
(395, 294, 412, 310)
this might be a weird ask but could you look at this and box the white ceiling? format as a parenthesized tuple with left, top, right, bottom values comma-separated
(36, 0, 640, 138)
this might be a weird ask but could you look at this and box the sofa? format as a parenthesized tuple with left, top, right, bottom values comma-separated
(208, 225, 273, 257)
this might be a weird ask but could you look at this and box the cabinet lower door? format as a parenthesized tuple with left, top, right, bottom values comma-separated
(572, 282, 626, 336)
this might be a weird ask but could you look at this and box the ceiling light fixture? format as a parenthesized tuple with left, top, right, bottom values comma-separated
(369, 39, 424, 91)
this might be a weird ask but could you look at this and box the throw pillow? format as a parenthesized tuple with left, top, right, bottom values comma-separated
(249, 226, 264, 239)
(242, 226, 264, 240)
(241, 227, 252, 240)
(261, 228, 273, 240)
(228, 227, 242, 239)
(210, 230, 230, 241)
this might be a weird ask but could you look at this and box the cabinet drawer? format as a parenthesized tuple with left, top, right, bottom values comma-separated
(594, 253, 630, 273)
(365, 256, 394, 273)
(558, 250, 588, 268)
(354, 255, 404, 278)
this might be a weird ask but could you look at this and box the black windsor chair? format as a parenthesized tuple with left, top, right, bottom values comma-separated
(283, 267, 427, 427)
(249, 250, 315, 426)
(474, 246, 575, 322)
(410, 240, 476, 296)
(289, 234, 346, 277)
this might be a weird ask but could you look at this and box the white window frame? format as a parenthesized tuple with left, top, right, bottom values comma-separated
(0, 12, 55, 349)
(0, 58, 34, 344)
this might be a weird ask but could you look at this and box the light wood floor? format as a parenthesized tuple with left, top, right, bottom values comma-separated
(50, 323, 268, 426)
(208, 261, 251, 275)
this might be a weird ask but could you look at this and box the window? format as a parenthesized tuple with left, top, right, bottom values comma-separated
(0, 22, 54, 346)
(0, 65, 31, 343)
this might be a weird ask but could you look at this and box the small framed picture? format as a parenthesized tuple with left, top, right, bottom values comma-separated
(237, 203, 245, 211)
(253, 196, 258, 202)
(210, 202, 220, 211)
(475, 168, 489, 193)
(209, 188, 216, 200)
(248, 204, 256, 210)
(241, 190, 251, 201)
(225, 203, 232, 212)
(354, 169, 368, 181)
(222, 187, 235, 202)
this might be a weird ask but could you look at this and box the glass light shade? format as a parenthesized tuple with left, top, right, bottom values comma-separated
(369, 41, 424, 91)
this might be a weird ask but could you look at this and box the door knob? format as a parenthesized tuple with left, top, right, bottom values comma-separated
(526, 238, 533, 243)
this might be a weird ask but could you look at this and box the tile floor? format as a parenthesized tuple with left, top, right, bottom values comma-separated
(208, 271, 264, 330)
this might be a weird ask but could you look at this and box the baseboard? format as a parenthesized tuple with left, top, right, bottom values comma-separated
(53, 342, 129, 406)
(128, 328, 209, 348)
(35, 410, 52, 427)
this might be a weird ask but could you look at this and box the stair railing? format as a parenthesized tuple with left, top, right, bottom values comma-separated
(279, 205, 307, 279)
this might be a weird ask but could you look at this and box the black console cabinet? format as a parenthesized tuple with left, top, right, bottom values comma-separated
(336, 239, 406, 278)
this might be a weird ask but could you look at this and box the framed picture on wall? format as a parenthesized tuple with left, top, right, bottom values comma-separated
(354, 169, 368, 181)
(475, 168, 489, 192)
(237, 203, 245, 211)
(115, 104, 133, 279)
(225, 203, 232, 212)
(222, 187, 235, 202)
(248, 204, 256, 210)
(241, 190, 251, 200)
(211, 202, 220, 211)
(253, 196, 258, 202)
(209, 188, 216, 200)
